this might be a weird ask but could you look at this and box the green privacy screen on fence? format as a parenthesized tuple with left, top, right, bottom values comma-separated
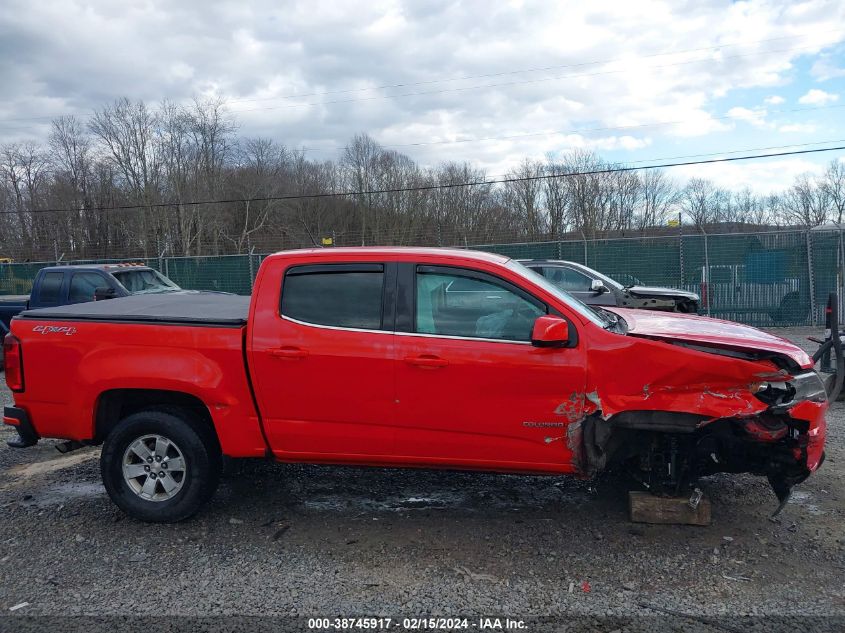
(1, 228, 843, 328)
(479, 229, 831, 327)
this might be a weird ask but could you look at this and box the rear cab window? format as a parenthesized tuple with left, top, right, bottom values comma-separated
(36, 272, 64, 305)
(281, 263, 387, 330)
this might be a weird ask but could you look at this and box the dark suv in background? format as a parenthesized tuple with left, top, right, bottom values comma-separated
(519, 259, 700, 313)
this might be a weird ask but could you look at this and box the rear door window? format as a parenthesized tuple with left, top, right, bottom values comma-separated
(37, 272, 64, 304)
(281, 265, 385, 330)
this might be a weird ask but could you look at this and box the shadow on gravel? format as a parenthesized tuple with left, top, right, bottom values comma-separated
(212, 458, 634, 521)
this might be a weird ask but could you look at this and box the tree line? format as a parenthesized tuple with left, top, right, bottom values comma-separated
(1, 97, 844, 261)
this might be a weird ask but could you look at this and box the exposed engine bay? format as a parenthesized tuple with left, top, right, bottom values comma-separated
(579, 310, 831, 514)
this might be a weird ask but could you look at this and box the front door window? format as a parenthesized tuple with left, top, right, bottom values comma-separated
(416, 270, 544, 342)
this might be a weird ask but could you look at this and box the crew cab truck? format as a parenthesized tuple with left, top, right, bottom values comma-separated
(0, 263, 181, 335)
(2, 248, 827, 522)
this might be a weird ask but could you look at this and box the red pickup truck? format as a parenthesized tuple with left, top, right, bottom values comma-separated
(3, 248, 827, 522)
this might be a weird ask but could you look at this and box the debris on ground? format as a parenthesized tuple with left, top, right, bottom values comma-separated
(454, 566, 499, 583)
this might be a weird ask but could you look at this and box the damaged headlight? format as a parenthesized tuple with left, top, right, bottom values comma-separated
(753, 371, 826, 409)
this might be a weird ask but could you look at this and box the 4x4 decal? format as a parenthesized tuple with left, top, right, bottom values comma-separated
(32, 325, 77, 336)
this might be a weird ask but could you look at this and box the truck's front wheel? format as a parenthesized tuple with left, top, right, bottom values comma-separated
(101, 409, 221, 522)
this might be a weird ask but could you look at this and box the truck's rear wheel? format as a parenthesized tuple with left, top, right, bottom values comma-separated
(101, 409, 221, 522)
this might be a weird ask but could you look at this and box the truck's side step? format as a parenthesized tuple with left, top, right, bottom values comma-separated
(55, 440, 86, 454)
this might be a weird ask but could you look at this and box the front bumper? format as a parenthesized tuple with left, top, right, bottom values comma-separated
(3, 405, 38, 448)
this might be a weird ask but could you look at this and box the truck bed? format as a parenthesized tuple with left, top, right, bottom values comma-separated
(0, 295, 29, 305)
(18, 292, 250, 327)
(8, 290, 264, 453)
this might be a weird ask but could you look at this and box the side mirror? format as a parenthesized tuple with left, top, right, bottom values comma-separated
(531, 315, 570, 348)
(591, 279, 609, 294)
(94, 287, 117, 301)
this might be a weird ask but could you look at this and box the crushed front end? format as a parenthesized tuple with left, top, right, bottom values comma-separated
(582, 317, 829, 513)
(680, 370, 826, 512)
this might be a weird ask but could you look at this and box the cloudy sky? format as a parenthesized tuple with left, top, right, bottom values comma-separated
(1, 0, 844, 192)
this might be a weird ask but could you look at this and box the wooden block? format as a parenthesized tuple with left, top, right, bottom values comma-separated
(628, 491, 711, 526)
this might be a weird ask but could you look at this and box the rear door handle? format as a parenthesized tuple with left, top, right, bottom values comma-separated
(270, 346, 309, 359)
(404, 354, 448, 368)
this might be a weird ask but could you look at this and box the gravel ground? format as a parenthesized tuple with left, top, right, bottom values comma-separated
(0, 327, 843, 627)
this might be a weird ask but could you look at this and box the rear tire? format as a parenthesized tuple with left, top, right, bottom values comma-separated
(770, 291, 808, 325)
(101, 409, 221, 522)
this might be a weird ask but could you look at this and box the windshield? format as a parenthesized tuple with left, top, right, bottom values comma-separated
(506, 260, 611, 328)
(111, 269, 181, 294)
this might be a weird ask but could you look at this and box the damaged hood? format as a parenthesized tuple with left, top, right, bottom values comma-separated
(624, 285, 700, 300)
(608, 307, 813, 369)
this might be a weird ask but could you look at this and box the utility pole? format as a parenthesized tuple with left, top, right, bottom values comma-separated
(678, 211, 684, 288)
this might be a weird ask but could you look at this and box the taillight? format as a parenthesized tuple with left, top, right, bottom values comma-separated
(3, 333, 23, 392)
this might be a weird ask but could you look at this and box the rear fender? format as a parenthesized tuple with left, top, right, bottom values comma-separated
(30, 345, 265, 457)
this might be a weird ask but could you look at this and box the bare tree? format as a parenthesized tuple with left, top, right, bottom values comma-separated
(341, 133, 382, 245)
(4, 92, 845, 264)
(636, 169, 677, 230)
(557, 150, 613, 238)
(681, 178, 719, 226)
(781, 174, 830, 227)
(822, 160, 845, 225)
(501, 159, 545, 239)
(543, 159, 568, 238)
(0, 143, 50, 256)
(89, 98, 162, 203)
(432, 162, 497, 245)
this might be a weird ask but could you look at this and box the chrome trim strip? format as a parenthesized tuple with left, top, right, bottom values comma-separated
(281, 315, 532, 345)
(395, 331, 531, 345)
(280, 314, 391, 335)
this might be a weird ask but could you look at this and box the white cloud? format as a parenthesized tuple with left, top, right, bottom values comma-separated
(811, 57, 845, 81)
(778, 123, 817, 133)
(727, 106, 768, 127)
(0, 0, 844, 183)
(798, 89, 840, 105)
(673, 158, 826, 194)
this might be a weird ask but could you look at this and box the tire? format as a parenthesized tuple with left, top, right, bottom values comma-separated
(676, 300, 699, 314)
(771, 291, 808, 326)
(100, 408, 221, 522)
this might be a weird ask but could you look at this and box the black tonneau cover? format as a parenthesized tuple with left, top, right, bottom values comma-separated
(19, 292, 249, 327)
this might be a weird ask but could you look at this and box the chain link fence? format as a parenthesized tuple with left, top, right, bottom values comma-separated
(2, 228, 843, 328)
(480, 228, 844, 327)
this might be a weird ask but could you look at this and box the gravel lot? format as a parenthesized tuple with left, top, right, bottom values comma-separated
(0, 327, 843, 627)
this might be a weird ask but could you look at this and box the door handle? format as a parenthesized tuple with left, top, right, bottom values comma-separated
(404, 354, 448, 368)
(270, 346, 309, 359)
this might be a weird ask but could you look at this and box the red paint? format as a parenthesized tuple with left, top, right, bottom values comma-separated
(5, 247, 827, 484)
(530, 315, 570, 346)
(609, 308, 814, 369)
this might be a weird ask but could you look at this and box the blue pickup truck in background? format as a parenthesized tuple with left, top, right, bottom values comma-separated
(0, 263, 181, 367)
